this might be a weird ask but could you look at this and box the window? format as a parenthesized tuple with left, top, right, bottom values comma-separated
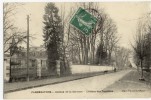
(6, 73, 9, 77)
(6, 66, 10, 70)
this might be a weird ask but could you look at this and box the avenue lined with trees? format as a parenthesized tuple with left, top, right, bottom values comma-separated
(42, 2, 130, 76)
(3, 2, 150, 86)
(132, 13, 151, 82)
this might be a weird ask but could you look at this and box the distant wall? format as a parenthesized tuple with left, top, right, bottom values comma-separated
(70, 65, 113, 74)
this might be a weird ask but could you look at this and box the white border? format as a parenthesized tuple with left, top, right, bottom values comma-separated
(0, 1, 3, 99)
(2, 0, 151, 2)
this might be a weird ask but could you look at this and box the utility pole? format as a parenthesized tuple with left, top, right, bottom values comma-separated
(27, 15, 29, 81)
(149, 31, 151, 69)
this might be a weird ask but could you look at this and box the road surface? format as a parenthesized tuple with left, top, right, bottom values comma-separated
(5, 69, 150, 99)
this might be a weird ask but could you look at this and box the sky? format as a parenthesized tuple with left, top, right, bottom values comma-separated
(13, 2, 151, 49)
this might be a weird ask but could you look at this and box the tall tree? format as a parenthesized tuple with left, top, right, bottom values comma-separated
(43, 3, 63, 75)
(114, 47, 131, 70)
(68, 3, 109, 65)
(4, 3, 28, 54)
(96, 14, 119, 65)
(65, 2, 119, 65)
(132, 14, 151, 79)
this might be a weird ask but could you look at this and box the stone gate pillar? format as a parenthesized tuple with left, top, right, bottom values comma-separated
(4, 57, 10, 82)
(69, 61, 72, 74)
(56, 60, 60, 76)
(37, 59, 41, 78)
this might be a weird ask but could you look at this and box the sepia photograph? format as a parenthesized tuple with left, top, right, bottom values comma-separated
(3, 1, 151, 99)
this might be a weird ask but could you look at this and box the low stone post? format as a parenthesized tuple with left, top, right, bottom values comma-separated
(56, 60, 60, 76)
(69, 61, 72, 74)
(37, 59, 41, 78)
(4, 57, 10, 82)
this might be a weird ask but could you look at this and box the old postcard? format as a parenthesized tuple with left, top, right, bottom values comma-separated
(3, 1, 151, 99)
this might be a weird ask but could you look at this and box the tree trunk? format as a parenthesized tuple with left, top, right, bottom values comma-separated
(85, 37, 89, 64)
(140, 59, 144, 79)
(80, 37, 84, 64)
(108, 52, 111, 64)
(9, 57, 12, 82)
(78, 44, 82, 64)
(92, 34, 96, 64)
(83, 36, 87, 64)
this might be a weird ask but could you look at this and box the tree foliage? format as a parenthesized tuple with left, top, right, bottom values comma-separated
(43, 3, 64, 75)
(66, 3, 119, 65)
(132, 14, 151, 79)
(114, 47, 131, 70)
(4, 3, 28, 55)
